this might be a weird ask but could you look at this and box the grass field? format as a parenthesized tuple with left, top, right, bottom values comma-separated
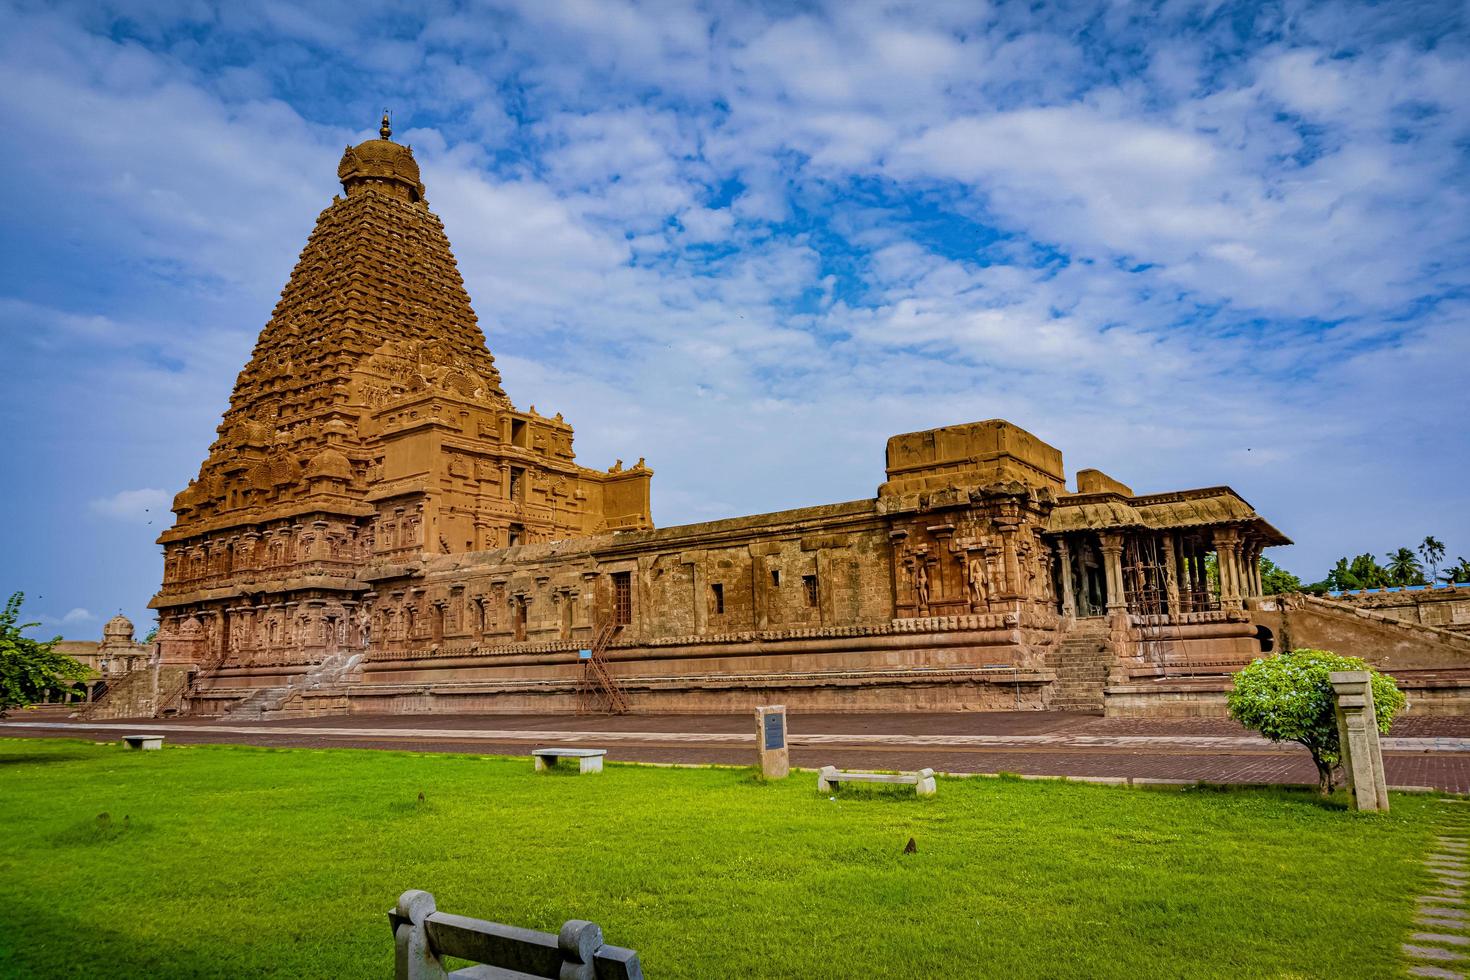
(0, 738, 1442, 978)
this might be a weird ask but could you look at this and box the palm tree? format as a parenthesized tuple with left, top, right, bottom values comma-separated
(1386, 548, 1424, 586)
(1420, 536, 1447, 583)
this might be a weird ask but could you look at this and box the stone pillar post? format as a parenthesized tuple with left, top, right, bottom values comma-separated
(1214, 528, 1242, 610)
(680, 552, 708, 634)
(1161, 534, 1181, 616)
(755, 704, 789, 779)
(1329, 671, 1389, 812)
(1099, 533, 1126, 614)
(997, 522, 1022, 600)
(311, 520, 329, 561)
(1056, 538, 1076, 619)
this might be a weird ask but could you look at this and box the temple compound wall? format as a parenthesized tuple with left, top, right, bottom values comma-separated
(129, 114, 1470, 720)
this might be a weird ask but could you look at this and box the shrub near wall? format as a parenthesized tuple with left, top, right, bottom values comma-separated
(1228, 648, 1404, 793)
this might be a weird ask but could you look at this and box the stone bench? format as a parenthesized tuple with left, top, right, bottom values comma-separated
(818, 765, 936, 796)
(390, 889, 642, 980)
(532, 748, 606, 774)
(121, 735, 164, 751)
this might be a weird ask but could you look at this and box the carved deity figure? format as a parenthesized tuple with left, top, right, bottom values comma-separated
(914, 562, 931, 613)
(966, 554, 989, 607)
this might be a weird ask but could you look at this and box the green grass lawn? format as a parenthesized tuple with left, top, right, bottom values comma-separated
(0, 738, 1443, 978)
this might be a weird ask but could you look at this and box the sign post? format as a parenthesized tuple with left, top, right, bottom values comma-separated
(756, 704, 789, 779)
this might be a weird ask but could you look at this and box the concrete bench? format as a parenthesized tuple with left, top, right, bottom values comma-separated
(532, 748, 606, 774)
(818, 765, 936, 796)
(390, 889, 642, 980)
(121, 735, 164, 751)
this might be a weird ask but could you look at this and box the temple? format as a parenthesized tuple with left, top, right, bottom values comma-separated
(81, 116, 1470, 721)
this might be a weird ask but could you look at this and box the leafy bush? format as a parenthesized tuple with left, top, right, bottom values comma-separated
(1227, 649, 1404, 793)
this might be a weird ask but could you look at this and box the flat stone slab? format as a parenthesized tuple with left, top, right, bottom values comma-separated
(121, 735, 164, 750)
(532, 748, 606, 774)
(1422, 917, 1470, 931)
(1415, 934, 1470, 947)
(1409, 965, 1464, 979)
(817, 765, 937, 796)
(1406, 944, 1466, 962)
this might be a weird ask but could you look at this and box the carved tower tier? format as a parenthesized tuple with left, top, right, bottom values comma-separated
(150, 114, 652, 665)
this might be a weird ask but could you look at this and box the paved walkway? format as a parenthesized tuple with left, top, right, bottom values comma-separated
(1405, 803, 1470, 978)
(6, 711, 1470, 792)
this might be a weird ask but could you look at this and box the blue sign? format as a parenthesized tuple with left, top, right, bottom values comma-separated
(763, 711, 785, 751)
(578, 649, 592, 660)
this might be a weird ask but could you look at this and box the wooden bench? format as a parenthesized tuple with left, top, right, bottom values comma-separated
(818, 765, 936, 796)
(121, 735, 164, 751)
(390, 889, 642, 980)
(532, 748, 606, 774)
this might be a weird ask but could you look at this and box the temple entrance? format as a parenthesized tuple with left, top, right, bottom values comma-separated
(1070, 536, 1108, 617)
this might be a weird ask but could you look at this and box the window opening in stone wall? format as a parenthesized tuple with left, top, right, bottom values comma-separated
(711, 582, 725, 615)
(771, 569, 781, 587)
(612, 572, 632, 626)
(511, 419, 528, 447)
(803, 574, 818, 608)
(508, 524, 523, 547)
(509, 467, 525, 501)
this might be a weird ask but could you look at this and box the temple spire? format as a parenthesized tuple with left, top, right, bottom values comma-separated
(380, 109, 392, 140)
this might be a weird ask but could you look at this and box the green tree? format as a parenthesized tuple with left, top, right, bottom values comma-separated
(0, 592, 93, 717)
(1441, 558, 1470, 586)
(1258, 556, 1302, 594)
(1228, 649, 1404, 793)
(1420, 536, 1447, 583)
(1384, 547, 1425, 586)
(1336, 553, 1389, 590)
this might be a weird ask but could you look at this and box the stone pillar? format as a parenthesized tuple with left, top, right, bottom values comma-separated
(751, 552, 770, 630)
(1161, 534, 1181, 616)
(997, 523, 1022, 599)
(680, 552, 708, 634)
(1214, 528, 1242, 610)
(755, 704, 789, 779)
(1056, 538, 1076, 619)
(1329, 671, 1389, 812)
(1099, 533, 1126, 614)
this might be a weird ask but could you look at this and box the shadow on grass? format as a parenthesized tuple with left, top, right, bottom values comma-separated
(0, 751, 92, 766)
(1, 899, 260, 978)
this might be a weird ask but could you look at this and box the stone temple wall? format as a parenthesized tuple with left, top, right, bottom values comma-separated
(129, 115, 1470, 721)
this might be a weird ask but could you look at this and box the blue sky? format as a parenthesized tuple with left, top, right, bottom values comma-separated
(2, 0, 1468, 637)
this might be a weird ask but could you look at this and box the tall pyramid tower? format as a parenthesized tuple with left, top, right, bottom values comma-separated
(150, 114, 652, 662)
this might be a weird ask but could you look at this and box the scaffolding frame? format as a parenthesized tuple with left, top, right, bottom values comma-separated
(575, 621, 631, 715)
(1122, 535, 1188, 677)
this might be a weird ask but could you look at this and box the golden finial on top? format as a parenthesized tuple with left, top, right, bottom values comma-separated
(380, 109, 392, 140)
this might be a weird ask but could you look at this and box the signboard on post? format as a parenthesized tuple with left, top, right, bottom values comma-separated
(755, 704, 789, 779)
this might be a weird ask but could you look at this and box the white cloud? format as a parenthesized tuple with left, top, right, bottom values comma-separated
(2, 0, 1467, 624)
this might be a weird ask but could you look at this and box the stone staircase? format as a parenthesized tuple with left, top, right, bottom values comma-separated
(1046, 620, 1113, 713)
(80, 666, 194, 720)
(222, 686, 292, 720)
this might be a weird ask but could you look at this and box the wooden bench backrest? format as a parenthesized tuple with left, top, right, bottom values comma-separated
(391, 890, 642, 980)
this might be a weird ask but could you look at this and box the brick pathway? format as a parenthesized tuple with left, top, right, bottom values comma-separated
(6, 711, 1470, 792)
